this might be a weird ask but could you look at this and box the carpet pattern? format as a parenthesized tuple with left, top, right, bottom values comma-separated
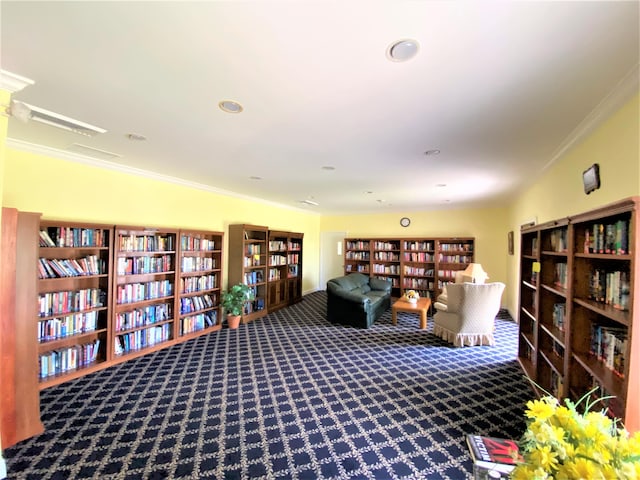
(5, 291, 532, 479)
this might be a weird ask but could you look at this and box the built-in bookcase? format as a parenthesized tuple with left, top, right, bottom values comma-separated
(286, 232, 303, 307)
(344, 237, 474, 300)
(228, 224, 268, 323)
(37, 221, 113, 389)
(178, 230, 223, 337)
(517, 197, 639, 433)
(112, 227, 178, 359)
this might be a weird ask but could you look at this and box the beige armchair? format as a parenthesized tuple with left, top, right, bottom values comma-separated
(433, 282, 505, 347)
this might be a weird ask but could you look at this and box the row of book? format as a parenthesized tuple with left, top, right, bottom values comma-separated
(372, 241, 400, 251)
(346, 241, 369, 250)
(114, 324, 172, 355)
(38, 311, 99, 342)
(345, 252, 370, 261)
(373, 264, 400, 275)
(243, 297, 266, 314)
(552, 303, 566, 331)
(38, 288, 106, 318)
(549, 228, 568, 252)
(40, 227, 108, 248)
(244, 270, 264, 285)
(403, 241, 434, 251)
(585, 220, 628, 255)
(268, 240, 287, 251)
(287, 253, 300, 264)
(180, 236, 216, 251)
(243, 254, 262, 267)
(114, 303, 172, 331)
(118, 234, 175, 252)
(590, 324, 627, 378)
(181, 256, 215, 273)
(438, 269, 465, 279)
(245, 244, 262, 255)
(591, 378, 622, 419)
(438, 254, 472, 263)
(440, 243, 473, 252)
(403, 266, 433, 277)
(403, 252, 434, 263)
(269, 255, 288, 266)
(373, 252, 400, 261)
(117, 255, 173, 276)
(180, 274, 217, 294)
(589, 269, 630, 310)
(39, 340, 101, 379)
(180, 294, 215, 314)
(554, 262, 568, 289)
(116, 280, 173, 304)
(345, 264, 369, 273)
(180, 311, 218, 335)
(268, 269, 282, 281)
(403, 278, 433, 290)
(288, 241, 301, 251)
(38, 255, 105, 279)
(375, 275, 400, 287)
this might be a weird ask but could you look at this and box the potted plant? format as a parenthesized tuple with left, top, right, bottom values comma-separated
(221, 283, 254, 329)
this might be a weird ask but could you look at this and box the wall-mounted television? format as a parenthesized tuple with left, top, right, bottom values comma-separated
(583, 163, 601, 195)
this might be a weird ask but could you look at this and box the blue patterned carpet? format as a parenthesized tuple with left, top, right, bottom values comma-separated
(5, 291, 531, 479)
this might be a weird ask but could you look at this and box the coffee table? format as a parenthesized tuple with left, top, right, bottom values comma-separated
(391, 297, 432, 329)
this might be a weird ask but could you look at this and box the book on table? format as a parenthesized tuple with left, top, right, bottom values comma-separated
(466, 434, 521, 479)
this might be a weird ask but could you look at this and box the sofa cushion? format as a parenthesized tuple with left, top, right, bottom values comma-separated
(360, 284, 371, 294)
(332, 275, 359, 291)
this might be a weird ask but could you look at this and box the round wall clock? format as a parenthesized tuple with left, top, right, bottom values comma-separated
(400, 217, 411, 227)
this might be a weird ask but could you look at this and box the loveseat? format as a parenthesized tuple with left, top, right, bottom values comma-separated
(326, 273, 392, 328)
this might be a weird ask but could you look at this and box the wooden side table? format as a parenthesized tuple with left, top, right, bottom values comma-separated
(391, 297, 432, 329)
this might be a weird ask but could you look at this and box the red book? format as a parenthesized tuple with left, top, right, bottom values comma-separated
(466, 435, 521, 478)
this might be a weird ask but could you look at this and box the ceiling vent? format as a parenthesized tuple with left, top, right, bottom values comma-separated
(66, 143, 121, 161)
(9, 100, 106, 137)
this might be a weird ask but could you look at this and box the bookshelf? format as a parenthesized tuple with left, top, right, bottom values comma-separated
(344, 237, 474, 300)
(267, 230, 303, 312)
(37, 221, 114, 389)
(112, 227, 178, 359)
(228, 224, 268, 323)
(1, 208, 44, 448)
(517, 198, 639, 432)
(178, 230, 224, 338)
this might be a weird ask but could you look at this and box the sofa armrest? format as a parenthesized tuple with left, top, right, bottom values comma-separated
(433, 301, 448, 312)
(369, 277, 392, 293)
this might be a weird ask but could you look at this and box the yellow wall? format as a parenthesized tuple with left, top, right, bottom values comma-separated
(2, 149, 321, 293)
(506, 93, 640, 315)
(321, 207, 511, 305)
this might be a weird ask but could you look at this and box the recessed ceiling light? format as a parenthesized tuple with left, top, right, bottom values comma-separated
(300, 199, 319, 206)
(218, 100, 243, 113)
(387, 39, 419, 62)
(364, 191, 373, 194)
(249, 176, 262, 180)
(321, 166, 335, 171)
(436, 183, 447, 187)
(425, 149, 440, 156)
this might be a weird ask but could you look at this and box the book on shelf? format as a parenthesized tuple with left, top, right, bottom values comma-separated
(466, 434, 521, 480)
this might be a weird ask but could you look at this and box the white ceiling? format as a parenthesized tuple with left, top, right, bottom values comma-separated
(1, 1, 638, 215)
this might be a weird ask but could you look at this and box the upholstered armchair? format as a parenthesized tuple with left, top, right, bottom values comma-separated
(433, 282, 505, 347)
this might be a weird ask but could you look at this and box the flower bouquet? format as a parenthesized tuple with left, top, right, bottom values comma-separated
(511, 389, 640, 479)
(403, 289, 420, 304)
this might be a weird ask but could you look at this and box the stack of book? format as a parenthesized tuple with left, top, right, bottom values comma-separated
(466, 435, 521, 480)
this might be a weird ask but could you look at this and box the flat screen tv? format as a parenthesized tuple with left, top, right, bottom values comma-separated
(583, 163, 600, 195)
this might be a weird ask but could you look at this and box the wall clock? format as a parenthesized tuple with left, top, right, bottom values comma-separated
(400, 217, 411, 227)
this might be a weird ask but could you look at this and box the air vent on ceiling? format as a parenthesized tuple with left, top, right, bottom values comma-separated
(66, 143, 121, 161)
(10, 100, 106, 137)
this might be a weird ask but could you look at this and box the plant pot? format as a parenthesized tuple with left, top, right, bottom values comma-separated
(227, 314, 241, 329)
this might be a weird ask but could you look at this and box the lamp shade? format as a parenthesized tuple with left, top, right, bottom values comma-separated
(462, 263, 488, 283)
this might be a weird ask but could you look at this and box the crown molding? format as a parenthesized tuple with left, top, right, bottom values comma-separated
(5, 138, 320, 215)
(543, 63, 639, 172)
(0, 70, 35, 93)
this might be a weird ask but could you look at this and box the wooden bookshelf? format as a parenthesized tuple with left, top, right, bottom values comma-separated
(178, 229, 224, 339)
(344, 237, 474, 300)
(1, 208, 44, 448)
(37, 221, 114, 389)
(112, 227, 178, 360)
(267, 230, 303, 312)
(228, 224, 268, 323)
(517, 198, 639, 432)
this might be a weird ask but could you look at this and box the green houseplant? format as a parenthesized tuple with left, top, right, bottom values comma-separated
(221, 283, 254, 329)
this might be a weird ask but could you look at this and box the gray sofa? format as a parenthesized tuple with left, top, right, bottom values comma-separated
(326, 273, 392, 328)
